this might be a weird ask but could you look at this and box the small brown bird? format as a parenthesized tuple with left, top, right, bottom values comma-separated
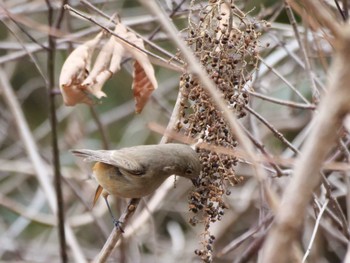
(71, 143, 201, 227)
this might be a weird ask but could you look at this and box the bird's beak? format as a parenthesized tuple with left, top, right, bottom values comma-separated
(191, 178, 200, 187)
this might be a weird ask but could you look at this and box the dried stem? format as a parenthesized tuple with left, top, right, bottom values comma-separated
(262, 15, 350, 263)
(139, 0, 269, 185)
(64, 4, 184, 73)
(258, 56, 310, 104)
(0, 69, 86, 262)
(284, 1, 319, 98)
(93, 198, 140, 263)
(302, 199, 329, 263)
(247, 90, 316, 110)
(45, 0, 67, 261)
(244, 105, 299, 154)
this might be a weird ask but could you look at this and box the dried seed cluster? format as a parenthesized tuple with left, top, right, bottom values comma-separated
(177, 1, 264, 262)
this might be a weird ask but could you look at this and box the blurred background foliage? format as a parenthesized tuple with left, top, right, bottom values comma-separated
(0, 0, 346, 262)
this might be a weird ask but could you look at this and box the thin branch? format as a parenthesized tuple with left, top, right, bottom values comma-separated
(0, 193, 56, 226)
(288, 0, 342, 38)
(0, 69, 86, 263)
(148, 0, 187, 40)
(284, 1, 319, 98)
(63, 177, 110, 239)
(4, 10, 49, 50)
(234, 225, 272, 263)
(1, 18, 47, 84)
(333, 0, 347, 21)
(321, 173, 350, 238)
(160, 87, 184, 144)
(64, 4, 184, 73)
(93, 198, 140, 263)
(243, 105, 299, 154)
(302, 199, 329, 263)
(140, 0, 269, 185)
(0, 13, 171, 66)
(45, 0, 67, 261)
(217, 214, 273, 257)
(262, 15, 350, 263)
(343, 0, 349, 20)
(79, 0, 184, 66)
(247, 90, 316, 110)
(258, 56, 311, 104)
(241, 126, 284, 177)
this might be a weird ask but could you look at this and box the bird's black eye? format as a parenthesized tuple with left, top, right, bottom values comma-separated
(186, 168, 193, 174)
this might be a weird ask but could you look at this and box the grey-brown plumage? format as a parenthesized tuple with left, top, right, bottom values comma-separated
(71, 143, 201, 199)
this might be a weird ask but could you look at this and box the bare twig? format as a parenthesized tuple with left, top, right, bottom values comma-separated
(258, 56, 311, 104)
(0, 69, 86, 262)
(45, 0, 67, 261)
(1, 18, 47, 84)
(285, 1, 319, 98)
(93, 198, 140, 263)
(333, 0, 347, 21)
(247, 90, 316, 110)
(241, 126, 284, 177)
(79, 0, 184, 66)
(342, 0, 349, 20)
(217, 214, 273, 257)
(302, 199, 329, 263)
(243, 105, 299, 154)
(234, 225, 271, 263)
(148, 0, 187, 40)
(262, 11, 350, 262)
(64, 4, 184, 73)
(289, 0, 341, 38)
(139, 0, 269, 185)
(321, 173, 350, 238)
(0, 194, 55, 226)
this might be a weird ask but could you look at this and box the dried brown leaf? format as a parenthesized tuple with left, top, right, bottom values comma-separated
(59, 32, 103, 106)
(133, 60, 156, 113)
(59, 22, 157, 111)
(82, 34, 125, 99)
(113, 23, 158, 113)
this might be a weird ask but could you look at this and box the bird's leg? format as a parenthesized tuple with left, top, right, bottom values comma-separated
(103, 195, 124, 233)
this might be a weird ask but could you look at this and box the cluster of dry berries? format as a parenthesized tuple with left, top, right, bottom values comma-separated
(194, 235, 216, 263)
(177, 1, 263, 262)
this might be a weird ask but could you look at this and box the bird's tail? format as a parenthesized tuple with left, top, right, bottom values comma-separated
(92, 184, 104, 207)
(70, 149, 108, 163)
(71, 149, 95, 158)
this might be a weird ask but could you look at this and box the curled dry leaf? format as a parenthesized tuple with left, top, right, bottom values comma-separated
(59, 32, 103, 106)
(82, 33, 125, 99)
(59, 22, 157, 112)
(133, 60, 157, 113)
(113, 23, 158, 113)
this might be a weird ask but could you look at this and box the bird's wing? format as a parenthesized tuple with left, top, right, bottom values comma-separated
(110, 150, 146, 176)
(71, 149, 146, 176)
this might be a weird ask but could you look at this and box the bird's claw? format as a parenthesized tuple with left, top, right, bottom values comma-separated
(113, 219, 125, 233)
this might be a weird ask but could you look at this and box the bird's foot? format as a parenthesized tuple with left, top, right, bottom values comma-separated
(113, 219, 125, 233)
